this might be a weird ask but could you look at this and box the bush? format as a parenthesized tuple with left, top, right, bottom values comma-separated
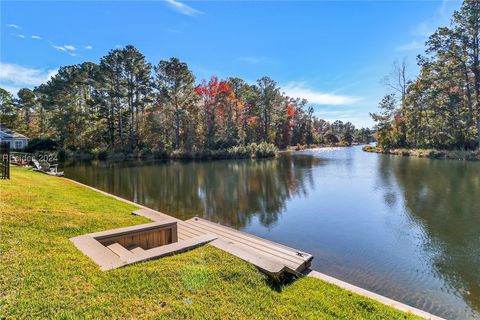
(57, 149, 72, 162)
(61, 143, 278, 161)
(362, 146, 379, 153)
(152, 146, 170, 159)
(428, 150, 446, 159)
(363, 146, 480, 161)
(228, 145, 250, 158)
(253, 142, 278, 158)
(91, 147, 109, 160)
(25, 138, 57, 152)
(167, 143, 278, 161)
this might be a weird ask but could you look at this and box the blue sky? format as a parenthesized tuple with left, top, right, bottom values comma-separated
(1, 0, 462, 127)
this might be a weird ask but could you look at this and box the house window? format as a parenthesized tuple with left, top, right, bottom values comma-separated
(14, 140, 23, 149)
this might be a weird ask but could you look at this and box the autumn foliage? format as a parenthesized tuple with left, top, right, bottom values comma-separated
(2, 47, 371, 157)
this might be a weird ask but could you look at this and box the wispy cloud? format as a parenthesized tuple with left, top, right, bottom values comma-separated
(282, 82, 363, 105)
(396, 40, 425, 52)
(8, 29, 87, 56)
(6, 24, 20, 29)
(49, 42, 91, 55)
(52, 45, 67, 52)
(0, 62, 58, 94)
(165, 0, 203, 16)
(51, 44, 76, 52)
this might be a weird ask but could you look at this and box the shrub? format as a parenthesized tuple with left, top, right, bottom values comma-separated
(362, 145, 380, 153)
(167, 143, 277, 161)
(91, 147, 109, 160)
(57, 149, 72, 162)
(25, 138, 57, 152)
(152, 146, 170, 159)
(253, 142, 278, 158)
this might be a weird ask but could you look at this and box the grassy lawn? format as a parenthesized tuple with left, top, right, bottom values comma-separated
(0, 166, 419, 319)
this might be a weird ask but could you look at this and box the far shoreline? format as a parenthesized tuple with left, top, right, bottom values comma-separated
(362, 145, 480, 161)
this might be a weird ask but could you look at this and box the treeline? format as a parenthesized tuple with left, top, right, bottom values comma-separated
(371, 0, 480, 151)
(0, 47, 371, 158)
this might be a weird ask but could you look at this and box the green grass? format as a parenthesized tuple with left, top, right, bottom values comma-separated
(0, 167, 420, 319)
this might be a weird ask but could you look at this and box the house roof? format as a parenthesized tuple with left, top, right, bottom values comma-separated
(0, 126, 29, 139)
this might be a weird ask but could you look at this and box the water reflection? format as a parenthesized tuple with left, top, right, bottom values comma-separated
(63, 149, 480, 319)
(64, 154, 323, 228)
(380, 156, 480, 317)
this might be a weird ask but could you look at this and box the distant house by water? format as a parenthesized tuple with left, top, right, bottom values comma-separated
(0, 127, 29, 150)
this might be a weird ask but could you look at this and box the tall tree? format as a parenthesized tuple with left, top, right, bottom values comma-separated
(16, 88, 37, 132)
(383, 59, 410, 146)
(372, 0, 480, 150)
(195, 76, 236, 148)
(38, 64, 99, 148)
(370, 94, 398, 148)
(0, 88, 17, 129)
(255, 76, 280, 142)
(2, 45, 362, 154)
(453, 0, 480, 148)
(122, 45, 152, 147)
(99, 49, 126, 147)
(154, 57, 195, 149)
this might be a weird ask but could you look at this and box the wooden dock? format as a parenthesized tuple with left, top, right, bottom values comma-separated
(132, 208, 313, 278)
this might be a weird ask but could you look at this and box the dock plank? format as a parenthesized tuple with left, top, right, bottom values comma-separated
(184, 217, 312, 275)
(211, 238, 286, 275)
(131, 208, 313, 277)
(184, 220, 301, 269)
(188, 218, 309, 264)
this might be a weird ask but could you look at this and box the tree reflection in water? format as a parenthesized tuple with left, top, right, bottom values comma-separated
(64, 149, 480, 319)
(64, 154, 323, 229)
(378, 155, 480, 316)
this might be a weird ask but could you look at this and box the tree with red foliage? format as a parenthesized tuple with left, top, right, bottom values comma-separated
(195, 76, 236, 148)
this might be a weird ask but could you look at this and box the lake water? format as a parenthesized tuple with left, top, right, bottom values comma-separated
(63, 146, 480, 319)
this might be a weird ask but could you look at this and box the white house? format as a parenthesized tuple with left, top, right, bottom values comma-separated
(0, 127, 29, 150)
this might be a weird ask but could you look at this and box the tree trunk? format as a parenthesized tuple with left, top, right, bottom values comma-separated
(109, 98, 114, 147)
(463, 63, 474, 126)
(263, 108, 269, 142)
(40, 106, 44, 135)
(25, 108, 30, 130)
(175, 109, 180, 149)
(135, 92, 139, 146)
(118, 99, 124, 146)
(130, 91, 134, 146)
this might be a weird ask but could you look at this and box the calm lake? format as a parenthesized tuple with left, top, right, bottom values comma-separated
(63, 146, 480, 320)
